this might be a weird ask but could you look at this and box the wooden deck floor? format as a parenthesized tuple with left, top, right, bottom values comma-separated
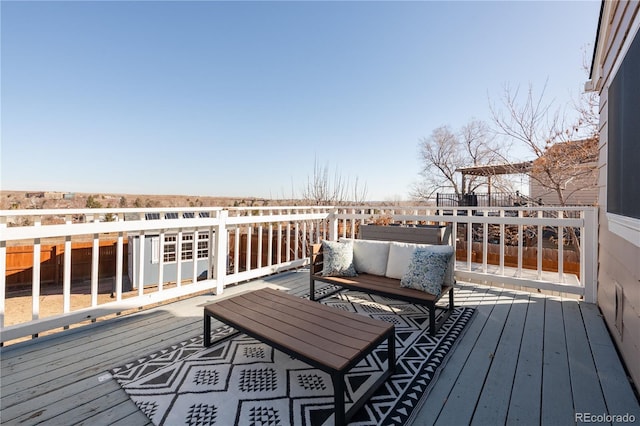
(1, 270, 638, 425)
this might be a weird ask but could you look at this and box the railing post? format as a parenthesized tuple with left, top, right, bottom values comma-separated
(268, 210, 274, 267)
(137, 230, 146, 296)
(176, 228, 183, 288)
(517, 210, 523, 278)
(91, 216, 100, 308)
(537, 210, 543, 280)
(116, 228, 124, 301)
(0, 216, 5, 329)
(499, 209, 505, 275)
(158, 230, 165, 292)
(329, 208, 338, 241)
(557, 210, 565, 283)
(277, 210, 283, 264)
(207, 227, 214, 286)
(63, 214, 72, 313)
(214, 210, 228, 295)
(193, 230, 199, 285)
(482, 210, 488, 273)
(350, 208, 356, 238)
(33, 216, 42, 321)
(582, 207, 599, 303)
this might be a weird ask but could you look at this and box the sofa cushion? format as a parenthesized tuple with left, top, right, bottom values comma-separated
(341, 238, 390, 276)
(400, 249, 453, 296)
(386, 242, 455, 286)
(321, 240, 357, 277)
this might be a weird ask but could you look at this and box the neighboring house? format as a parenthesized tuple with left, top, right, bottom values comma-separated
(529, 138, 599, 206)
(587, 1, 640, 388)
(447, 147, 599, 208)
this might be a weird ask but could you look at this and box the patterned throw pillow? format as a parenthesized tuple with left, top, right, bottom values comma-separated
(321, 240, 357, 277)
(386, 243, 454, 286)
(400, 249, 453, 296)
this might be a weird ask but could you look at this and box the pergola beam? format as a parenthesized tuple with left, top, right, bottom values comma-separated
(455, 161, 533, 177)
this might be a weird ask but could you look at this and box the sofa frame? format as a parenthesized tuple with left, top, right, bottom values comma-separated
(309, 243, 455, 336)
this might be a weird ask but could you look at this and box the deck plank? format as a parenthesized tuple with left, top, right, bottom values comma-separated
(541, 297, 575, 425)
(471, 291, 529, 425)
(71, 399, 151, 426)
(563, 299, 609, 419)
(506, 293, 546, 425)
(108, 410, 153, 426)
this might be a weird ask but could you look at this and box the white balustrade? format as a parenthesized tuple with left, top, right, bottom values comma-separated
(0, 205, 598, 343)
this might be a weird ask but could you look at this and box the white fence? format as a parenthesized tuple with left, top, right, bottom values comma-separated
(0, 205, 598, 343)
(332, 206, 598, 303)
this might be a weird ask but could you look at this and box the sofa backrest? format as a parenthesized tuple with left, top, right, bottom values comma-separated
(338, 238, 455, 287)
(359, 224, 452, 245)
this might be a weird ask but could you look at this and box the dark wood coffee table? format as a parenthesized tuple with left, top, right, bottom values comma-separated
(204, 287, 395, 426)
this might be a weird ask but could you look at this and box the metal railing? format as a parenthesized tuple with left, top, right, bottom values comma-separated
(436, 192, 543, 208)
(0, 205, 598, 343)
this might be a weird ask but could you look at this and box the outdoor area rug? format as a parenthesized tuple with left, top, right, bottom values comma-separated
(110, 290, 474, 426)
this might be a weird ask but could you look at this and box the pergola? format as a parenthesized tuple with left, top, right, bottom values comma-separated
(456, 161, 533, 199)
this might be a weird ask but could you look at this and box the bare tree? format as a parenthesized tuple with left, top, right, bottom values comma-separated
(301, 157, 368, 205)
(490, 79, 599, 255)
(412, 120, 504, 201)
(490, 82, 599, 207)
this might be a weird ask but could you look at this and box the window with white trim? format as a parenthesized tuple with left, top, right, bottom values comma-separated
(197, 233, 209, 259)
(181, 234, 193, 260)
(162, 232, 209, 263)
(164, 235, 177, 263)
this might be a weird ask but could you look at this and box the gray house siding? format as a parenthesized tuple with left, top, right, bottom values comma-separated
(529, 167, 599, 206)
(589, 0, 640, 388)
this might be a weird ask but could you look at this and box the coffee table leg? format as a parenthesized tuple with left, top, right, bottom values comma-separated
(332, 371, 346, 426)
(204, 311, 211, 347)
(310, 278, 316, 301)
(388, 328, 396, 373)
(429, 302, 436, 336)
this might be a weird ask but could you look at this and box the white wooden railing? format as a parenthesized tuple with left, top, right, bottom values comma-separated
(332, 206, 598, 304)
(0, 205, 598, 343)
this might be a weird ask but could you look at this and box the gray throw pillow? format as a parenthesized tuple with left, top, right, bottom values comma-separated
(321, 240, 357, 277)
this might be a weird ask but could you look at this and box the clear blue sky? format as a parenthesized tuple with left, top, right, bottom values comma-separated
(1, 1, 601, 201)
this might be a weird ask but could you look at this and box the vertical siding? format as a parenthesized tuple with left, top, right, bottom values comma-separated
(595, 0, 640, 388)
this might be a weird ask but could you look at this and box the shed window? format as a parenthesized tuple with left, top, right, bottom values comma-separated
(197, 233, 209, 259)
(164, 235, 177, 263)
(181, 235, 194, 260)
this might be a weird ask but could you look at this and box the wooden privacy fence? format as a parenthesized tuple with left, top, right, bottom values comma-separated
(456, 242, 580, 278)
(5, 241, 129, 288)
(237, 233, 309, 271)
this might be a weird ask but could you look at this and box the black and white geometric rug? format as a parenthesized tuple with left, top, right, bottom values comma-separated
(111, 290, 474, 426)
